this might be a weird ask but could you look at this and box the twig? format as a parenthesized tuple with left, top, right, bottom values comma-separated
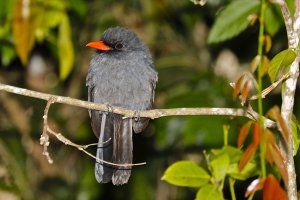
(40, 98, 56, 164)
(46, 127, 146, 168)
(249, 73, 290, 100)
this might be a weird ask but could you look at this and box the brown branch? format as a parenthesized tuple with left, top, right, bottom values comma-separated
(249, 73, 290, 100)
(0, 83, 275, 128)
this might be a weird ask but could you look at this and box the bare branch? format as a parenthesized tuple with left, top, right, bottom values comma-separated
(0, 83, 275, 128)
(294, 0, 300, 37)
(46, 127, 146, 168)
(249, 73, 290, 100)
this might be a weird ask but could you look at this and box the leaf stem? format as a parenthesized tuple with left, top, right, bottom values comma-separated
(257, 0, 267, 178)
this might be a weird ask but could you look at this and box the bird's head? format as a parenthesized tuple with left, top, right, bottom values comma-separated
(86, 27, 147, 53)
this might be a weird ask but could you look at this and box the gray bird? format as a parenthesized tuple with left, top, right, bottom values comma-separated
(86, 27, 157, 185)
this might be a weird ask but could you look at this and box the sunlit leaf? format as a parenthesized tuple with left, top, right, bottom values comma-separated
(245, 178, 264, 197)
(161, 161, 210, 187)
(210, 154, 229, 181)
(264, 34, 272, 53)
(227, 162, 258, 180)
(208, 0, 260, 43)
(239, 144, 257, 171)
(268, 48, 296, 83)
(196, 184, 223, 200)
(263, 175, 288, 200)
(58, 14, 74, 80)
(32, 1, 64, 42)
(12, 0, 35, 64)
(238, 121, 252, 148)
(211, 146, 243, 164)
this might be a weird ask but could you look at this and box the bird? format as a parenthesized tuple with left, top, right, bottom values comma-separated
(86, 27, 157, 185)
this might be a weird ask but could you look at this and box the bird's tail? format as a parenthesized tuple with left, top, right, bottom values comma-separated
(94, 114, 133, 185)
(95, 113, 114, 183)
(112, 117, 133, 185)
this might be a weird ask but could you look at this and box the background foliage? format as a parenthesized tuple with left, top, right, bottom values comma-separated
(0, 0, 299, 199)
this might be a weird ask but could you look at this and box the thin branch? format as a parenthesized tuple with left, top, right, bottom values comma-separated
(46, 127, 146, 168)
(294, 0, 300, 38)
(249, 73, 290, 100)
(40, 98, 55, 164)
(0, 83, 275, 128)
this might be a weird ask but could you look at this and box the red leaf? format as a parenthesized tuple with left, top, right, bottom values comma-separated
(252, 122, 261, 147)
(264, 129, 288, 186)
(237, 121, 252, 148)
(239, 143, 257, 171)
(233, 75, 245, 99)
(276, 113, 290, 144)
(241, 80, 251, 104)
(263, 175, 288, 200)
(269, 143, 288, 186)
(264, 129, 275, 165)
(245, 178, 265, 197)
(267, 106, 289, 144)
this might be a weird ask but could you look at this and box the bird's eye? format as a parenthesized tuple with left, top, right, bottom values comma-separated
(115, 43, 124, 50)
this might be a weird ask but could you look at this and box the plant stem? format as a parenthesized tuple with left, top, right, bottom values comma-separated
(257, 0, 267, 178)
(229, 177, 236, 200)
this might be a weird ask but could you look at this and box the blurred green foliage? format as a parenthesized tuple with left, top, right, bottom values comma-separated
(0, 0, 299, 199)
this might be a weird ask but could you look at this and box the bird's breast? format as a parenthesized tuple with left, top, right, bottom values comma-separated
(88, 55, 156, 110)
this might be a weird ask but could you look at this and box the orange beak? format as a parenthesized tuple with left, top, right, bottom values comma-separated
(86, 40, 111, 51)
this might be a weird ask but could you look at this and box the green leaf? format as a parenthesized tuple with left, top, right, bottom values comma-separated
(58, 14, 74, 80)
(268, 48, 296, 83)
(265, 5, 282, 36)
(196, 184, 223, 200)
(210, 154, 229, 181)
(227, 162, 258, 180)
(33, 1, 65, 42)
(161, 161, 210, 187)
(208, 0, 260, 44)
(211, 146, 243, 164)
(291, 116, 300, 155)
(1, 45, 16, 67)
